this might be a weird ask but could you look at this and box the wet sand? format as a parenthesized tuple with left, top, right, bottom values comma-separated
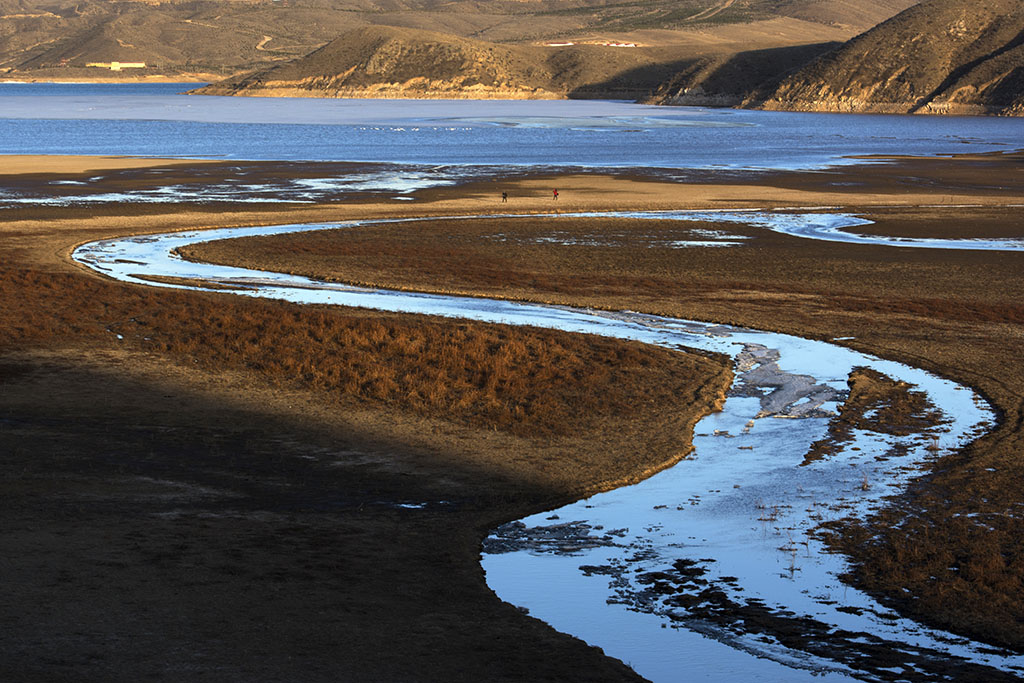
(2, 152, 1024, 679)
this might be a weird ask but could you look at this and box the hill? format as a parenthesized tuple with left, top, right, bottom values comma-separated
(194, 13, 880, 100)
(746, 0, 1024, 115)
(195, 25, 735, 99)
(1, 0, 912, 83)
(0, 0, 360, 81)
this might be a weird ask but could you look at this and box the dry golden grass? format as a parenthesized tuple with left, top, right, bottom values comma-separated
(803, 367, 945, 465)
(0, 261, 727, 439)
(0, 172, 750, 682)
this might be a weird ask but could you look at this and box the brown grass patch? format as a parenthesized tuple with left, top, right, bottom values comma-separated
(823, 480, 1024, 650)
(0, 261, 729, 439)
(803, 367, 946, 465)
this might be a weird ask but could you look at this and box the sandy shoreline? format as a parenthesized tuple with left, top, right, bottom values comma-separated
(0, 154, 221, 175)
(2, 151, 1024, 679)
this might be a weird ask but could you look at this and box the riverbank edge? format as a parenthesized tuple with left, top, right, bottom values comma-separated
(5, 152, 1024, 659)
(160, 156, 1024, 652)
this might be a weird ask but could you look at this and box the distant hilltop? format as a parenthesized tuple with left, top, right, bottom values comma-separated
(196, 0, 1024, 116)
(5, 0, 1022, 115)
(0, 0, 909, 85)
(741, 0, 1024, 116)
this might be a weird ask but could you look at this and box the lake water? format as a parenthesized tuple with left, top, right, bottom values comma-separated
(1, 83, 1022, 170)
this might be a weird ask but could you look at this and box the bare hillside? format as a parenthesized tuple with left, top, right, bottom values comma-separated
(0, 1, 361, 80)
(644, 37, 842, 107)
(1, 0, 912, 82)
(195, 25, 695, 98)
(749, 0, 1024, 115)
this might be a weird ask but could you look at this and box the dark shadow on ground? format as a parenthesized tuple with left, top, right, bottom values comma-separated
(0, 353, 643, 683)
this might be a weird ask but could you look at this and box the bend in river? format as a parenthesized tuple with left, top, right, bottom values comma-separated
(72, 211, 1024, 682)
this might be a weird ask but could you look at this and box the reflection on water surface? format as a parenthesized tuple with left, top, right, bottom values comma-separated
(71, 211, 1024, 682)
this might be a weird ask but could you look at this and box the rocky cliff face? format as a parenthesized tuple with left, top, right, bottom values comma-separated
(748, 0, 1024, 115)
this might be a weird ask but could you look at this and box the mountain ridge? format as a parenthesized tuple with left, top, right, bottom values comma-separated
(744, 0, 1024, 115)
(1, 0, 910, 83)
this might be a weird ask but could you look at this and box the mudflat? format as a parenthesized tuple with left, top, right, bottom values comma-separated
(2, 151, 1023, 679)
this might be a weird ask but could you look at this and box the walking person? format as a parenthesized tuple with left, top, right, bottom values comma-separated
(552, 188, 558, 201)
(501, 191, 507, 203)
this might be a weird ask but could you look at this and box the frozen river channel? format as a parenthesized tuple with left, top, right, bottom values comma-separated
(73, 210, 1024, 682)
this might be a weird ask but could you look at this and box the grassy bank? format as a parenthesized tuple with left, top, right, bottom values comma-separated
(187, 200, 1024, 651)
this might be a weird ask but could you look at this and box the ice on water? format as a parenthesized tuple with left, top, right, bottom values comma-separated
(71, 211, 1024, 682)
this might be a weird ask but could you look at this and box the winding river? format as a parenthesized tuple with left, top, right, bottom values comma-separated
(73, 210, 1024, 682)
